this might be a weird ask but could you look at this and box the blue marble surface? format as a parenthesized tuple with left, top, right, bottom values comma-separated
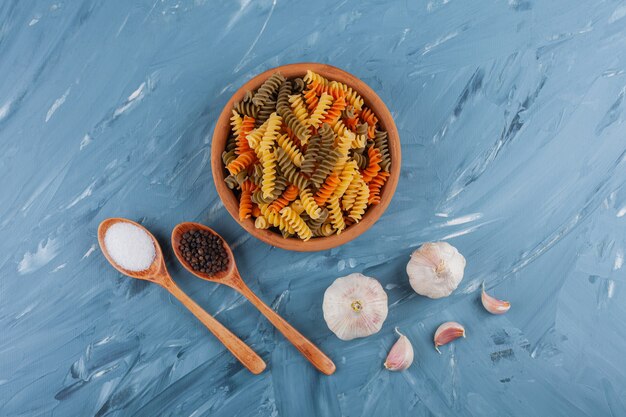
(2, 0, 626, 415)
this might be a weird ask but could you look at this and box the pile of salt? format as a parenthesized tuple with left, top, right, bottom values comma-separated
(104, 222, 156, 271)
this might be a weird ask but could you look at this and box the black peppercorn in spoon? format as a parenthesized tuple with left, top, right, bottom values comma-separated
(171, 222, 336, 375)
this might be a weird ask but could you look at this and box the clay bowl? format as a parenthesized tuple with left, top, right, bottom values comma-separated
(211, 63, 401, 251)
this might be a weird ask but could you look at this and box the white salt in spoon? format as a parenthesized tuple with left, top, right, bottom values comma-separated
(98, 218, 266, 374)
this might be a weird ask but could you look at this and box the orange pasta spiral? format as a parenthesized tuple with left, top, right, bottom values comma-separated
(236, 116, 255, 155)
(359, 107, 378, 138)
(314, 173, 340, 206)
(269, 184, 299, 213)
(321, 96, 346, 127)
(239, 180, 256, 221)
(368, 171, 389, 205)
(361, 147, 382, 183)
(227, 150, 257, 175)
(303, 87, 319, 113)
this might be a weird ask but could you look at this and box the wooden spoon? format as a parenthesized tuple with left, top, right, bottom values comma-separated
(171, 222, 337, 375)
(98, 218, 266, 374)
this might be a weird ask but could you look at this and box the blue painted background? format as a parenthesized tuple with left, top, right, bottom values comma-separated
(2, 0, 626, 415)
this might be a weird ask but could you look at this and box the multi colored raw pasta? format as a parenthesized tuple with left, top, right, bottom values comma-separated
(223, 70, 391, 241)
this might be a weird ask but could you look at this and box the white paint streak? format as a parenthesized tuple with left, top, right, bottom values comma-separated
(15, 303, 37, 319)
(116, 14, 130, 37)
(18, 238, 60, 274)
(226, 0, 252, 31)
(609, 5, 626, 23)
(613, 249, 623, 270)
(113, 82, 146, 117)
(51, 263, 67, 272)
(441, 212, 483, 227)
(66, 181, 96, 209)
(46, 88, 71, 122)
(607, 280, 615, 299)
(234, 0, 277, 73)
(337, 259, 346, 271)
(423, 31, 458, 55)
(80, 134, 92, 150)
(82, 244, 97, 259)
(0, 101, 11, 121)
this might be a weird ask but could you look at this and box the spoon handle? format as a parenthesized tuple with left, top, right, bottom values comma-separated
(163, 281, 266, 375)
(237, 283, 336, 375)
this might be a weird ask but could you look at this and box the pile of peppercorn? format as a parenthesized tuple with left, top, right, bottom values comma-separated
(179, 229, 229, 274)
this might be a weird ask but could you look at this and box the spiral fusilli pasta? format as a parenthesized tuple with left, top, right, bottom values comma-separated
(253, 72, 285, 107)
(279, 206, 313, 241)
(223, 69, 392, 240)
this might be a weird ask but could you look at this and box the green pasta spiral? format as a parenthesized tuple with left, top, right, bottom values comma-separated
(257, 99, 276, 124)
(301, 135, 321, 175)
(291, 77, 305, 94)
(222, 149, 237, 166)
(275, 148, 310, 190)
(374, 129, 391, 172)
(276, 80, 292, 112)
(233, 100, 259, 119)
(351, 151, 368, 170)
(252, 72, 285, 107)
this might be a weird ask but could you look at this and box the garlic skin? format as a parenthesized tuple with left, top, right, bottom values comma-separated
(434, 321, 465, 353)
(323, 273, 388, 341)
(384, 328, 414, 371)
(481, 282, 510, 314)
(407, 242, 466, 299)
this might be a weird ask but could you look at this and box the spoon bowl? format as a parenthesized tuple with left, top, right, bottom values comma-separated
(98, 217, 167, 283)
(98, 218, 266, 374)
(171, 221, 237, 283)
(172, 222, 336, 375)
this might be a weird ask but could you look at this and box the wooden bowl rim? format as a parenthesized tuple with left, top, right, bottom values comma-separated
(210, 62, 401, 252)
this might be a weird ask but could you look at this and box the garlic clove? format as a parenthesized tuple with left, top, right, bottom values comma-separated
(434, 321, 465, 353)
(481, 282, 510, 315)
(322, 273, 388, 341)
(384, 328, 414, 371)
(407, 242, 466, 299)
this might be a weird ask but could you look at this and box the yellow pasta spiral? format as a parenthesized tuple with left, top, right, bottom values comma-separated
(290, 199, 305, 215)
(341, 174, 361, 211)
(261, 150, 277, 199)
(247, 118, 269, 154)
(308, 93, 333, 129)
(254, 216, 270, 229)
(259, 203, 294, 234)
(332, 119, 351, 138)
(258, 112, 282, 156)
(313, 222, 335, 237)
(230, 110, 243, 137)
(348, 177, 370, 222)
(336, 81, 364, 111)
(276, 133, 304, 167)
(298, 188, 322, 219)
(332, 133, 354, 175)
(303, 70, 329, 87)
(279, 206, 313, 241)
(289, 94, 309, 125)
(332, 161, 357, 200)
(327, 197, 346, 234)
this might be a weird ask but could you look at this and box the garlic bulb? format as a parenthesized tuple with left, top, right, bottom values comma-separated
(434, 321, 465, 353)
(481, 282, 511, 314)
(384, 328, 414, 371)
(407, 242, 466, 299)
(323, 273, 388, 341)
